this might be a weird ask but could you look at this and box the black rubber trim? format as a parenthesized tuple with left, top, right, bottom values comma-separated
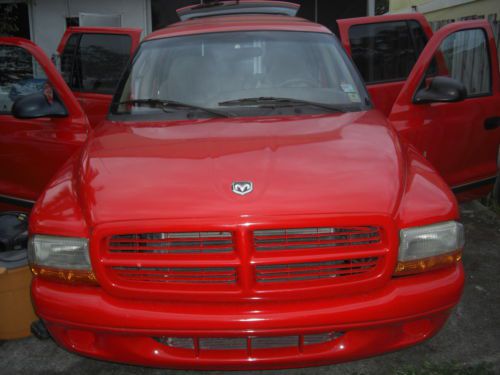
(0, 194, 35, 208)
(452, 176, 497, 194)
(31, 320, 51, 340)
(485, 117, 500, 130)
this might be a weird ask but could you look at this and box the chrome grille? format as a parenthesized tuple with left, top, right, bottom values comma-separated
(254, 227, 381, 252)
(108, 231, 234, 254)
(99, 222, 386, 300)
(155, 332, 344, 351)
(303, 332, 341, 346)
(251, 336, 297, 349)
(256, 257, 379, 283)
(112, 266, 237, 284)
(156, 337, 194, 349)
(201, 337, 247, 350)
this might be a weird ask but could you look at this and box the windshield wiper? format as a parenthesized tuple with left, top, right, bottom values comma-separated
(119, 99, 233, 118)
(218, 97, 345, 113)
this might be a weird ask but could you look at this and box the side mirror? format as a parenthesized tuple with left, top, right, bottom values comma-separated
(12, 92, 68, 119)
(414, 76, 467, 104)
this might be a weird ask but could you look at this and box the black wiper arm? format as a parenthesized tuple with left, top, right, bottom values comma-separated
(119, 99, 232, 118)
(218, 97, 345, 113)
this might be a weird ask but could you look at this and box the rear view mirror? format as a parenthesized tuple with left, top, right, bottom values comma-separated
(12, 92, 67, 119)
(414, 76, 467, 104)
(231, 46, 263, 60)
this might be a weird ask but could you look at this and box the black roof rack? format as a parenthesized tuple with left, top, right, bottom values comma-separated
(177, 1, 300, 21)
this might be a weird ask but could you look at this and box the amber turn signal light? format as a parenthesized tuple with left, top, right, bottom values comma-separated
(394, 250, 462, 276)
(31, 266, 99, 286)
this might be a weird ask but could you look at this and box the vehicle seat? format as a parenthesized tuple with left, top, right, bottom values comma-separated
(265, 46, 317, 88)
(158, 54, 219, 106)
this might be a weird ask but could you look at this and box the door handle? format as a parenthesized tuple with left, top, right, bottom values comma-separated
(485, 117, 500, 130)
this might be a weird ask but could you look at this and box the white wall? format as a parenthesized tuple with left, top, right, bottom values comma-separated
(30, 0, 151, 56)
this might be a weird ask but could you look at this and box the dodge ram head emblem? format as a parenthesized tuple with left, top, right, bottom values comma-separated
(232, 181, 253, 196)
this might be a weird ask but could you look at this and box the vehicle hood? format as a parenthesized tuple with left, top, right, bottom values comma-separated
(81, 111, 404, 224)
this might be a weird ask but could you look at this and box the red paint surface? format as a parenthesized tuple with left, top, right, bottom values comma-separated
(147, 14, 331, 41)
(33, 265, 462, 370)
(2, 10, 498, 370)
(0, 37, 89, 202)
(389, 20, 500, 189)
(29, 105, 463, 368)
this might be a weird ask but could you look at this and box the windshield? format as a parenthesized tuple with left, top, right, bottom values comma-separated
(111, 31, 370, 120)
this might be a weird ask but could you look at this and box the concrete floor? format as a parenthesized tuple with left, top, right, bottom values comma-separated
(1, 201, 499, 375)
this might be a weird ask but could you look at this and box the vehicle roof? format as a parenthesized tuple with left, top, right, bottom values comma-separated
(145, 14, 332, 41)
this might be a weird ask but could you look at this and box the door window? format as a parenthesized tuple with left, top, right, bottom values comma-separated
(0, 45, 47, 114)
(60, 33, 80, 88)
(423, 29, 491, 97)
(61, 33, 132, 95)
(349, 20, 428, 84)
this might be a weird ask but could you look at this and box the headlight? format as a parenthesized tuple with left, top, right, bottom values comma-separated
(28, 235, 90, 269)
(395, 221, 464, 276)
(28, 235, 98, 285)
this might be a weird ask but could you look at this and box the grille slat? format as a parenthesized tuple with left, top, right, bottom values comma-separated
(112, 266, 237, 284)
(255, 239, 380, 251)
(256, 257, 379, 283)
(257, 259, 378, 274)
(109, 231, 234, 254)
(255, 230, 379, 241)
(108, 245, 233, 254)
(254, 227, 381, 252)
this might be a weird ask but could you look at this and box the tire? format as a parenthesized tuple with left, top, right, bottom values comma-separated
(494, 172, 500, 205)
(495, 148, 500, 205)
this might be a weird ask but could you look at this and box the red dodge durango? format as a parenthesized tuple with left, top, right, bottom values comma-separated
(1, 0, 499, 370)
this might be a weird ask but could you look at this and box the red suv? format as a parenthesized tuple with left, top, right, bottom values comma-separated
(1, 1, 499, 370)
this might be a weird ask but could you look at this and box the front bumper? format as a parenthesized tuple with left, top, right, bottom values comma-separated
(32, 264, 464, 370)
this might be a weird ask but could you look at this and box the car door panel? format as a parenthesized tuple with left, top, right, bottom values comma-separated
(365, 81, 411, 118)
(338, 13, 434, 116)
(388, 20, 500, 193)
(75, 92, 113, 128)
(57, 27, 141, 127)
(0, 37, 89, 205)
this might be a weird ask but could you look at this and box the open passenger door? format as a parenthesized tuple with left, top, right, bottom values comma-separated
(338, 14, 434, 116)
(56, 27, 142, 127)
(388, 20, 500, 195)
(0, 38, 89, 210)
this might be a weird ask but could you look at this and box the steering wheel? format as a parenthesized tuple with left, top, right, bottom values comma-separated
(278, 78, 317, 88)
